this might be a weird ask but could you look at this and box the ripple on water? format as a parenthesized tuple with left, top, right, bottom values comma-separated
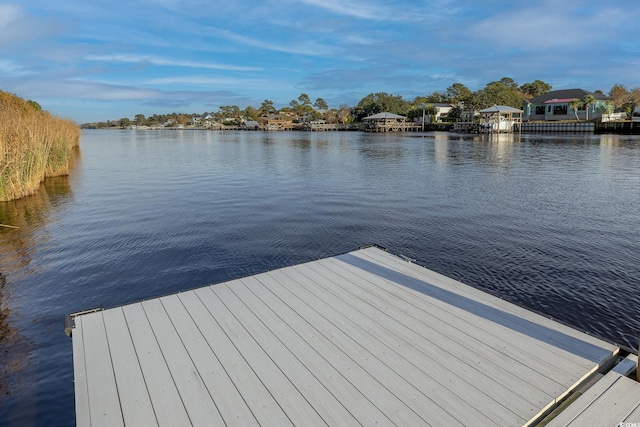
(1, 130, 640, 426)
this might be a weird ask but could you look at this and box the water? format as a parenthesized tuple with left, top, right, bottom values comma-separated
(1, 129, 639, 426)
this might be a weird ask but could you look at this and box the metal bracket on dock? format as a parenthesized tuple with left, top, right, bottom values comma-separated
(64, 307, 103, 338)
(399, 254, 416, 263)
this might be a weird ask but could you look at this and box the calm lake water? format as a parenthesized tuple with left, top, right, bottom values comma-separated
(1, 129, 639, 425)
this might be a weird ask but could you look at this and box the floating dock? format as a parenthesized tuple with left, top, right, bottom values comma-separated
(67, 246, 638, 426)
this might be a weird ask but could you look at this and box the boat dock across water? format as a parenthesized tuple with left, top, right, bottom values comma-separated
(66, 246, 639, 426)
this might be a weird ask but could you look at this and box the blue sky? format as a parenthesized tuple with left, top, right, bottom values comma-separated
(2, 0, 639, 123)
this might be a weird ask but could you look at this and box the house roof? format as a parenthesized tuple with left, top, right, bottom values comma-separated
(525, 89, 607, 105)
(478, 105, 523, 113)
(363, 112, 406, 120)
(543, 98, 578, 104)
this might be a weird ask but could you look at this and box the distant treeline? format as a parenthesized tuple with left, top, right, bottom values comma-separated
(0, 90, 80, 202)
(82, 78, 640, 129)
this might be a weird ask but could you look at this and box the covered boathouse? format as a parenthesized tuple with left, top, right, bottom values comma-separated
(478, 104, 524, 133)
(362, 112, 421, 132)
(66, 246, 639, 426)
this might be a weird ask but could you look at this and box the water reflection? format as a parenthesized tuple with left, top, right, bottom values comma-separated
(357, 135, 409, 160)
(0, 272, 23, 398)
(0, 167, 75, 398)
(433, 133, 452, 166)
(0, 176, 74, 274)
(2, 130, 640, 426)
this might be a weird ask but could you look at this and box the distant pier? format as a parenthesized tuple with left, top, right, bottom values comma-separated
(595, 121, 640, 135)
(306, 123, 361, 131)
(522, 122, 595, 133)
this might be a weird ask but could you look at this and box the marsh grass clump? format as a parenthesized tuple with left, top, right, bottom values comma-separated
(0, 90, 80, 201)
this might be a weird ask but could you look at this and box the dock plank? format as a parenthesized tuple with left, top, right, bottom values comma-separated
(142, 298, 225, 426)
(319, 256, 573, 392)
(246, 270, 432, 426)
(218, 280, 361, 426)
(322, 254, 598, 398)
(260, 267, 504, 426)
(548, 372, 640, 426)
(81, 312, 123, 427)
(102, 307, 157, 426)
(357, 247, 616, 357)
(234, 275, 394, 425)
(348, 248, 617, 378)
(71, 246, 623, 427)
(71, 316, 91, 427)
(624, 404, 640, 422)
(158, 294, 259, 426)
(345, 249, 619, 417)
(194, 286, 326, 426)
(177, 290, 293, 426)
(122, 303, 192, 427)
(287, 260, 536, 422)
(313, 257, 563, 400)
(545, 370, 619, 426)
(344, 251, 594, 374)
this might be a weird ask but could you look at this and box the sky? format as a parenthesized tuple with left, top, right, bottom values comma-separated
(1, 0, 639, 123)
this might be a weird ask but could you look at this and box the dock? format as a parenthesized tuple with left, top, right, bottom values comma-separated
(546, 355, 640, 426)
(306, 123, 361, 131)
(521, 122, 595, 133)
(363, 122, 422, 132)
(67, 246, 637, 426)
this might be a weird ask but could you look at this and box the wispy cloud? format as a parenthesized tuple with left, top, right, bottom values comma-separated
(468, 3, 631, 50)
(8, 77, 249, 108)
(0, 3, 22, 28)
(299, 0, 386, 20)
(0, 59, 34, 77)
(0, 3, 63, 48)
(298, 0, 420, 22)
(211, 28, 337, 57)
(86, 54, 261, 71)
(145, 75, 292, 91)
(27, 79, 161, 101)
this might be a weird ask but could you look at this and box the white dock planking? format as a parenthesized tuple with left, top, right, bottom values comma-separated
(547, 370, 640, 426)
(69, 246, 625, 426)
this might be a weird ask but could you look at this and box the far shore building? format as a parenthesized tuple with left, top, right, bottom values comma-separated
(241, 120, 260, 130)
(414, 103, 455, 124)
(192, 113, 215, 128)
(431, 103, 455, 122)
(264, 114, 294, 131)
(362, 112, 419, 132)
(522, 89, 609, 122)
(478, 105, 523, 133)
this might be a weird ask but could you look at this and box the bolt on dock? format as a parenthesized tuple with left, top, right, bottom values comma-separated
(67, 246, 639, 426)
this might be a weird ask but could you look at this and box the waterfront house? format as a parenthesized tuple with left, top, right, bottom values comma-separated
(265, 114, 294, 131)
(431, 103, 455, 122)
(522, 89, 609, 121)
(201, 113, 214, 127)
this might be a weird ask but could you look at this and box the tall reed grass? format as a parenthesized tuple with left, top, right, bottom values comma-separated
(0, 90, 80, 201)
